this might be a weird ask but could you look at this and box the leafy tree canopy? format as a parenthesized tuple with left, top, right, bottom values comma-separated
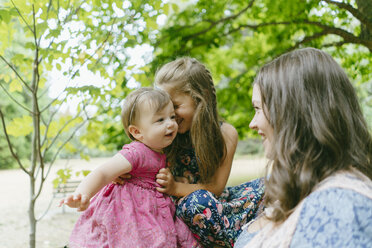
(151, 0, 372, 136)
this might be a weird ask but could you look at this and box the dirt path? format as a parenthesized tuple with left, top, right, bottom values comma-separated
(0, 157, 266, 248)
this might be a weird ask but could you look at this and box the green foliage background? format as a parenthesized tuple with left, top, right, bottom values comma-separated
(151, 0, 372, 137)
(0, 0, 371, 169)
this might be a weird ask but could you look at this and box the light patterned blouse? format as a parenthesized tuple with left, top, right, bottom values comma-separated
(235, 170, 372, 248)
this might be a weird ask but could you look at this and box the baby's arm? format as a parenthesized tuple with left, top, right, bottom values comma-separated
(60, 153, 132, 211)
(156, 123, 238, 197)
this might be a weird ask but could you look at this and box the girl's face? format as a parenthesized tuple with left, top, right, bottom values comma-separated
(249, 84, 274, 158)
(157, 84, 196, 134)
(133, 101, 178, 152)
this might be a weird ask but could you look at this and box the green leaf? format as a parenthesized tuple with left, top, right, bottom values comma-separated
(3, 74, 10, 83)
(80, 152, 90, 161)
(163, 3, 169, 15)
(147, 19, 158, 30)
(171, 3, 179, 13)
(0, 9, 11, 23)
(7, 115, 33, 137)
(82, 170, 91, 177)
(53, 168, 72, 187)
(9, 80, 22, 92)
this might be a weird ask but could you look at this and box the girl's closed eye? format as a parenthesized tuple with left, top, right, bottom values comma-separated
(253, 105, 261, 112)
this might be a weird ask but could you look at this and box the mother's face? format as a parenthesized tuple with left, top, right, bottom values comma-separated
(249, 84, 274, 158)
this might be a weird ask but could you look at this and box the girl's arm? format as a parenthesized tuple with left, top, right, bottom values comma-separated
(61, 153, 132, 211)
(156, 123, 238, 197)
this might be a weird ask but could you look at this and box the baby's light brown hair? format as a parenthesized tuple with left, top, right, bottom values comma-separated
(121, 87, 171, 140)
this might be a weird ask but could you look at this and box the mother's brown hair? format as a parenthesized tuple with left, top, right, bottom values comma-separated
(255, 47, 372, 222)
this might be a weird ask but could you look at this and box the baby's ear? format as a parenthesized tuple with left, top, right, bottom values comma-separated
(128, 125, 142, 141)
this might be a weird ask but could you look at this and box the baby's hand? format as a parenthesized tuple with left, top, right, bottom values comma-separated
(156, 168, 176, 195)
(175, 176, 189, 183)
(112, 173, 131, 185)
(59, 193, 90, 211)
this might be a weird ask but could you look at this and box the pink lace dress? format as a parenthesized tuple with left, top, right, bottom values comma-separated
(69, 141, 200, 248)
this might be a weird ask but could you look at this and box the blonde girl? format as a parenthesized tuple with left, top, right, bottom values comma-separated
(61, 87, 200, 248)
(154, 58, 265, 247)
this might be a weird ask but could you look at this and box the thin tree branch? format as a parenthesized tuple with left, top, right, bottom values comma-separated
(155, 0, 256, 47)
(0, 55, 33, 92)
(321, 41, 349, 48)
(41, 17, 114, 114)
(205, 0, 255, 23)
(302, 20, 372, 49)
(42, 116, 88, 184)
(232, 21, 292, 31)
(37, 86, 50, 100)
(39, 0, 84, 67)
(229, 20, 372, 51)
(291, 30, 330, 50)
(322, 0, 372, 31)
(0, 109, 29, 174)
(40, 85, 70, 113)
(28, 4, 44, 183)
(183, 0, 255, 41)
(10, 0, 34, 34)
(43, 106, 87, 156)
(40, 80, 89, 148)
(32, 5, 41, 94)
(0, 82, 33, 113)
(35, 99, 89, 202)
(180, 17, 372, 55)
(42, 117, 88, 187)
(40, 100, 66, 148)
(36, 194, 55, 221)
(36, 0, 53, 48)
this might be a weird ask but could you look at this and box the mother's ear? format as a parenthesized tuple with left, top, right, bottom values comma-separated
(128, 125, 143, 141)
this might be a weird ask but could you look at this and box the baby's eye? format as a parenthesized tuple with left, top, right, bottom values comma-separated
(173, 104, 179, 110)
(157, 118, 164, 122)
(171, 115, 176, 120)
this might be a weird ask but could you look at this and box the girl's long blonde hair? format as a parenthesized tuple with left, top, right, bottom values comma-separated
(155, 57, 226, 183)
(256, 48, 372, 223)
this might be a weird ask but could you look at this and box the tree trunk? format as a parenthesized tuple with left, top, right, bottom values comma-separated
(29, 38, 41, 248)
(355, 0, 372, 42)
(28, 177, 36, 248)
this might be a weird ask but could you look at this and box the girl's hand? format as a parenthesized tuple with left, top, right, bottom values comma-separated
(156, 168, 177, 195)
(59, 193, 90, 212)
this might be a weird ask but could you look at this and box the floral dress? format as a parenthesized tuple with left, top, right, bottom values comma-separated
(171, 147, 265, 247)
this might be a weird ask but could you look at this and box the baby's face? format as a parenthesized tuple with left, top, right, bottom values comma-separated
(135, 101, 178, 152)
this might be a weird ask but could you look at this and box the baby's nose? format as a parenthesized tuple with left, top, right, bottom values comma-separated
(166, 119, 175, 127)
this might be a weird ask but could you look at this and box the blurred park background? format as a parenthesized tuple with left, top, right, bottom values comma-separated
(0, 0, 371, 247)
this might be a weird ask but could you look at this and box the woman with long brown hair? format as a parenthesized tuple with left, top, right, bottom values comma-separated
(235, 47, 372, 247)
